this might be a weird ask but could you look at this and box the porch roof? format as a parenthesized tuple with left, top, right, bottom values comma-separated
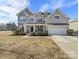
(47, 23, 69, 25)
(24, 24, 46, 26)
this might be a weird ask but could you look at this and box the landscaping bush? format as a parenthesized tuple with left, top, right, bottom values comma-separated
(28, 32, 35, 36)
(29, 31, 48, 36)
(35, 31, 42, 36)
(67, 29, 74, 36)
(14, 29, 20, 35)
(19, 32, 26, 35)
(13, 29, 26, 35)
(42, 32, 48, 36)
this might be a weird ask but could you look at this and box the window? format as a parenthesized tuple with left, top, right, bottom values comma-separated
(23, 19, 26, 22)
(20, 16, 24, 20)
(38, 18, 43, 22)
(30, 18, 34, 21)
(24, 17, 27, 21)
(20, 16, 27, 22)
(55, 16, 59, 19)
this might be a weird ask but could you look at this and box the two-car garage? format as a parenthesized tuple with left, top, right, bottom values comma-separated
(47, 24, 68, 35)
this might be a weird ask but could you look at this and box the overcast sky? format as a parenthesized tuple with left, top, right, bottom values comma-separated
(0, 0, 78, 24)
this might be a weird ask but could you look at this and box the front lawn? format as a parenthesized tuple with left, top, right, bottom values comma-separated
(0, 31, 71, 59)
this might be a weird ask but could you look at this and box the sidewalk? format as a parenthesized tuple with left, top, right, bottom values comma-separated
(51, 35, 78, 59)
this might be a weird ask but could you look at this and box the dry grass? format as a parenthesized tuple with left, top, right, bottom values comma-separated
(0, 31, 12, 36)
(0, 31, 71, 59)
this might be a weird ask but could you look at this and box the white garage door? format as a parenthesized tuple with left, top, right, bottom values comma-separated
(47, 25, 68, 35)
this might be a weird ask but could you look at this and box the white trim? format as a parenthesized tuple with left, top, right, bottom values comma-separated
(24, 24, 46, 26)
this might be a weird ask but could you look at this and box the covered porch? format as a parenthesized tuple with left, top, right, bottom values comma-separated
(23, 24, 46, 33)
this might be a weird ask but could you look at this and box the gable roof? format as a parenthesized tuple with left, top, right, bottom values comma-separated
(16, 8, 33, 16)
(16, 8, 70, 21)
(46, 9, 70, 20)
(33, 12, 50, 18)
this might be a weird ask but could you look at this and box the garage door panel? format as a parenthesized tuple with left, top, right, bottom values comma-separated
(47, 25, 67, 35)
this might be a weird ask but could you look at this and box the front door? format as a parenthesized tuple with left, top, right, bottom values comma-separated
(20, 27, 24, 32)
(30, 27, 33, 32)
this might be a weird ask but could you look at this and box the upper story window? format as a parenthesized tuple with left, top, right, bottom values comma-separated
(20, 16, 24, 20)
(30, 18, 34, 21)
(38, 18, 43, 22)
(55, 16, 59, 19)
(19, 16, 27, 22)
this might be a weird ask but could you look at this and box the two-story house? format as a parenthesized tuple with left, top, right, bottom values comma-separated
(17, 8, 69, 35)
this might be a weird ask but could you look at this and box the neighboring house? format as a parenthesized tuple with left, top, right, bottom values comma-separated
(17, 8, 69, 35)
(69, 18, 78, 31)
(69, 18, 78, 35)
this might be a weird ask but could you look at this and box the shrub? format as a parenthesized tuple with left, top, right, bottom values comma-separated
(13, 29, 26, 36)
(14, 29, 20, 35)
(19, 32, 26, 35)
(42, 32, 48, 36)
(28, 32, 35, 36)
(29, 31, 48, 36)
(35, 31, 42, 36)
(67, 29, 74, 36)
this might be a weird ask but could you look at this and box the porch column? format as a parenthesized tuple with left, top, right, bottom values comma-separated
(33, 25, 35, 32)
(24, 25, 26, 33)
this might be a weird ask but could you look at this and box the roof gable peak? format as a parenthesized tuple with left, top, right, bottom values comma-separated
(16, 8, 33, 15)
(46, 9, 69, 19)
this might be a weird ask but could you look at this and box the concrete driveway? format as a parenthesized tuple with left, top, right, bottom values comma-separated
(51, 35, 78, 59)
